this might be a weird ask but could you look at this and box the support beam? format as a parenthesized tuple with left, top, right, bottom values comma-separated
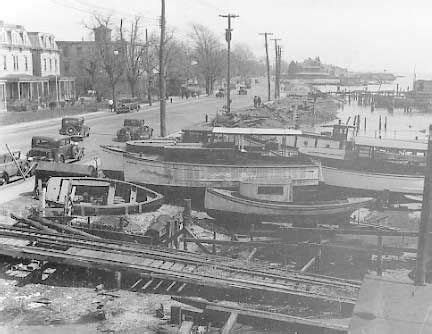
(221, 312, 238, 334)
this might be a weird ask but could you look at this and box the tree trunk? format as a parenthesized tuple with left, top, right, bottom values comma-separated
(147, 77, 152, 106)
(128, 78, 136, 98)
(111, 84, 116, 112)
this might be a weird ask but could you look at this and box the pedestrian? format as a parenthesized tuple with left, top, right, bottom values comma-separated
(170, 97, 173, 103)
(257, 96, 262, 107)
(205, 114, 208, 123)
(253, 96, 257, 108)
(108, 99, 114, 112)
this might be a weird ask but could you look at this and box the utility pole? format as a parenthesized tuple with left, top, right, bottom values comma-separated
(220, 13, 239, 114)
(159, 0, 167, 137)
(277, 46, 282, 98)
(416, 124, 432, 285)
(259, 32, 273, 101)
(145, 28, 152, 107)
(270, 38, 281, 100)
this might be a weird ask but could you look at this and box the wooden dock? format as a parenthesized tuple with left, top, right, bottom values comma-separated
(0, 225, 360, 310)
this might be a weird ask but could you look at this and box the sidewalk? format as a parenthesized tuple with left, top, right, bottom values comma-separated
(0, 95, 211, 133)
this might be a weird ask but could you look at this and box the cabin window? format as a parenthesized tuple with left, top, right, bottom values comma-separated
(257, 186, 284, 195)
(303, 141, 308, 146)
(325, 144, 330, 148)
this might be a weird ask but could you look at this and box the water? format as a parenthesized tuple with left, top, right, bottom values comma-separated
(315, 74, 432, 141)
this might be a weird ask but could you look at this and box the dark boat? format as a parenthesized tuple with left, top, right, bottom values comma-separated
(204, 178, 374, 226)
(100, 126, 323, 193)
(45, 177, 164, 216)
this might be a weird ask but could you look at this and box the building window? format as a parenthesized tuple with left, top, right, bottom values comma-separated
(257, 186, 284, 195)
(64, 62, 70, 75)
(24, 56, 28, 71)
(63, 45, 70, 57)
(76, 46, 82, 55)
(55, 59, 58, 72)
(13, 55, 18, 71)
(44, 58, 47, 72)
(3, 55, 6, 70)
(49, 58, 52, 71)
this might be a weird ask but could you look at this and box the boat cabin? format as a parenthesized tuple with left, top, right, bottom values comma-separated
(239, 178, 293, 203)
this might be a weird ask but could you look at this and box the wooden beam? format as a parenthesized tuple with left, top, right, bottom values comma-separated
(183, 227, 211, 254)
(221, 312, 238, 334)
(300, 257, 316, 273)
(130, 278, 143, 290)
(10, 214, 57, 234)
(141, 278, 154, 291)
(31, 216, 101, 240)
(246, 248, 257, 262)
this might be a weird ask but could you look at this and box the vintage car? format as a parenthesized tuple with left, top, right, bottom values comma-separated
(0, 151, 32, 185)
(59, 117, 90, 137)
(116, 119, 153, 142)
(215, 88, 225, 98)
(27, 136, 84, 163)
(239, 86, 248, 95)
(116, 98, 140, 114)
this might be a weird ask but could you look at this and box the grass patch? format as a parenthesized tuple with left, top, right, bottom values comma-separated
(0, 103, 104, 126)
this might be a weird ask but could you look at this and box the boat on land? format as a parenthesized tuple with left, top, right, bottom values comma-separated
(204, 178, 374, 226)
(44, 177, 164, 216)
(284, 121, 427, 194)
(100, 125, 323, 194)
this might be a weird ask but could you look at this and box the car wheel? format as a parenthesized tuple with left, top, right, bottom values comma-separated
(0, 173, 9, 185)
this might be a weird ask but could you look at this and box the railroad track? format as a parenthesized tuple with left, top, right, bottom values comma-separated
(0, 225, 360, 306)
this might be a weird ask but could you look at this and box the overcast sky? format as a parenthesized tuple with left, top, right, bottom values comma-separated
(3, 0, 432, 74)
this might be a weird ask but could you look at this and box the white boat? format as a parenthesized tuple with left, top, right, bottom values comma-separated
(204, 178, 374, 225)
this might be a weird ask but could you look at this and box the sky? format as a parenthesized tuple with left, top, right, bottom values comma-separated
(3, 0, 432, 74)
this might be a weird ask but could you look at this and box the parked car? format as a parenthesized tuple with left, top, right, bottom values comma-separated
(27, 136, 84, 163)
(59, 117, 90, 137)
(116, 98, 140, 114)
(216, 88, 225, 98)
(239, 86, 248, 95)
(0, 150, 32, 185)
(116, 119, 154, 142)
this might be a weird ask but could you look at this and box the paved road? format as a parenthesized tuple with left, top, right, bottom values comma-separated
(1, 82, 267, 162)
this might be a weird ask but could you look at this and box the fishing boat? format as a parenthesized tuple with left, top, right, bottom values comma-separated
(283, 121, 427, 194)
(204, 178, 374, 225)
(100, 126, 323, 195)
(44, 177, 164, 216)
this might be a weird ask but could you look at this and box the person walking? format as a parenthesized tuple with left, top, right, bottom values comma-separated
(108, 99, 114, 112)
(253, 96, 257, 108)
(257, 96, 262, 107)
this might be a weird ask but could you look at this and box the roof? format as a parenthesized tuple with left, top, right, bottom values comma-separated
(2, 74, 49, 82)
(354, 136, 428, 151)
(212, 127, 302, 136)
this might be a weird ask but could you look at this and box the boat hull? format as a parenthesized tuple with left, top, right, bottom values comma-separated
(321, 166, 424, 195)
(123, 152, 321, 189)
(204, 188, 373, 225)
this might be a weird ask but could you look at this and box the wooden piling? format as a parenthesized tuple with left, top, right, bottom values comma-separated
(384, 116, 387, 130)
(114, 271, 122, 289)
(415, 124, 432, 286)
(183, 199, 192, 251)
(378, 115, 382, 131)
(377, 235, 383, 276)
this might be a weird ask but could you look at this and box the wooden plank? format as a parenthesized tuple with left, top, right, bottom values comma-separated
(161, 261, 175, 270)
(141, 278, 154, 290)
(130, 278, 143, 290)
(300, 257, 316, 273)
(221, 312, 238, 334)
(166, 281, 176, 292)
(153, 280, 164, 290)
(177, 283, 187, 293)
(178, 321, 194, 334)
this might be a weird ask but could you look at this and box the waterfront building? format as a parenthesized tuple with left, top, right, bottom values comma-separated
(0, 21, 75, 112)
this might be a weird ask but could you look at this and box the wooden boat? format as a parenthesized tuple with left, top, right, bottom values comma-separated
(45, 177, 164, 216)
(101, 126, 322, 191)
(204, 178, 374, 225)
(282, 122, 427, 194)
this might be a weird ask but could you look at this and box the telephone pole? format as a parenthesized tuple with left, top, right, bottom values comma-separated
(416, 124, 432, 285)
(159, 0, 167, 137)
(220, 13, 239, 114)
(259, 32, 273, 101)
(270, 38, 281, 99)
(277, 45, 282, 99)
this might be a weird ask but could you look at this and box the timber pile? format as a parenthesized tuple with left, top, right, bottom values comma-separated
(213, 95, 338, 129)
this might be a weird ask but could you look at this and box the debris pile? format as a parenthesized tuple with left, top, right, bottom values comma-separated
(213, 94, 339, 129)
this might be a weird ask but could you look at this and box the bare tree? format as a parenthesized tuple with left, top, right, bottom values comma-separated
(88, 15, 125, 110)
(189, 24, 224, 95)
(124, 17, 145, 97)
(142, 30, 158, 106)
